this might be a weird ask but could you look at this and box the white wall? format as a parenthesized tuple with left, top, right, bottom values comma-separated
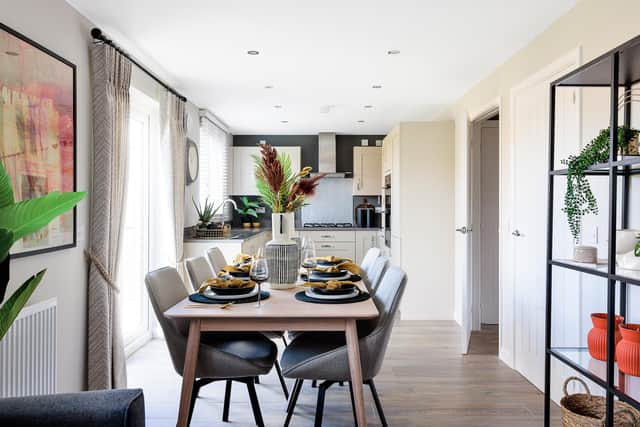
(448, 0, 640, 398)
(0, 0, 93, 392)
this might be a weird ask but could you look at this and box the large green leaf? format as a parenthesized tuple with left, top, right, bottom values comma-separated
(0, 163, 14, 208)
(0, 228, 14, 263)
(0, 269, 46, 341)
(0, 191, 86, 243)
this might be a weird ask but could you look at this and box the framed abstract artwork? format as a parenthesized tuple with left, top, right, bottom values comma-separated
(0, 22, 77, 257)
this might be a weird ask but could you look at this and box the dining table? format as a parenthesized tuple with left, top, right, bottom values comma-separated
(164, 279, 379, 427)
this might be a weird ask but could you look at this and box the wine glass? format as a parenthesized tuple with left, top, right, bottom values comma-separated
(249, 248, 269, 308)
(300, 237, 317, 282)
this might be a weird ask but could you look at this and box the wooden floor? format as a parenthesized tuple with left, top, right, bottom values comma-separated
(127, 321, 560, 426)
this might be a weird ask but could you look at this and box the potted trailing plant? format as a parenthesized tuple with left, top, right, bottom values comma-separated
(563, 126, 639, 242)
(0, 163, 85, 341)
(236, 196, 260, 228)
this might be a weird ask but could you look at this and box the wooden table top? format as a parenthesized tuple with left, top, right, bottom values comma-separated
(164, 282, 378, 320)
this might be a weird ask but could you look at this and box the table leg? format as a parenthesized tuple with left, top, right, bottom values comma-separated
(345, 319, 367, 427)
(177, 319, 201, 427)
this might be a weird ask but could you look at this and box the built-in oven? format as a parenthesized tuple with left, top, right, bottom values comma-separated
(384, 173, 391, 248)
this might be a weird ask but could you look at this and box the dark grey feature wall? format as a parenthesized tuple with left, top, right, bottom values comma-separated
(233, 134, 386, 173)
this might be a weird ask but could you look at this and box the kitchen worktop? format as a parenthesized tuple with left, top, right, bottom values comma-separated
(184, 228, 270, 243)
(296, 227, 382, 231)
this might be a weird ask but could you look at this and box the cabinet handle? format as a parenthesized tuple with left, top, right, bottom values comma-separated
(320, 234, 334, 238)
(320, 244, 334, 248)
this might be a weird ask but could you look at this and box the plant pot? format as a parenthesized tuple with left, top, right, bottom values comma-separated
(252, 222, 261, 228)
(617, 324, 640, 377)
(269, 212, 296, 245)
(587, 313, 623, 361)
(266, 212, 299, 289)
(242, 222, 251, 229)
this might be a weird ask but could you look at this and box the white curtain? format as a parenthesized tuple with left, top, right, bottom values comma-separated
(87, 43, 131, 390)
(161, 93, 188, 277)
(199, 114, 232, 220)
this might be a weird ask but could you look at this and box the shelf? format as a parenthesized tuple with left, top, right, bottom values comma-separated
(550, 157, 640, 176)
(553, 34, 640, 86)
(549, 348, 640, 408)
(551, 259, 640, 287)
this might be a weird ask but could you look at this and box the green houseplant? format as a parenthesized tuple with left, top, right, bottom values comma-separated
(192, 197, 223, 229)
(563, 126, 639, 242)
(235, 196, 260, 228)
(0, 163, 85, 341)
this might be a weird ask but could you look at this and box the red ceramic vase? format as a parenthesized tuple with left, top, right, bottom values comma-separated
(617, 324, 640, 377)
(587, 313, 623, 361)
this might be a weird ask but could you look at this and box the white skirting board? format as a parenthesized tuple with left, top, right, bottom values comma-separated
(0, 298, 57, 398)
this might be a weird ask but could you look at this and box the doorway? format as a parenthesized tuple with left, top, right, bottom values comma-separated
(468, 112, 500, 354)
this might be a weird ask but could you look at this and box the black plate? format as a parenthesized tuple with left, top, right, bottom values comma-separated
(227, 270, 250, 278)
(301, 273, 362, 283)
(311, 284, 357, 295)
(315, 258, 345, 266)
(311, 270, 348, 278)
(209, 284, 256, 295)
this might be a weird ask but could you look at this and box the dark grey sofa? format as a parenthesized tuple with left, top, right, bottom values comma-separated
(0, 388, 144, 426)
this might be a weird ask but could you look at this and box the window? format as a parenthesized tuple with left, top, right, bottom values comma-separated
(118, 87, 159, 356)
(199, 115, 232, 219)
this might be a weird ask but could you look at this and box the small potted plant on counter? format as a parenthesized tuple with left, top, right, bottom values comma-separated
(236, 196, 261, 228)
(193, 197, 220, 229)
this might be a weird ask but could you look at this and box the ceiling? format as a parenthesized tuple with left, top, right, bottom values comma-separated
(67, 0, 576, 135)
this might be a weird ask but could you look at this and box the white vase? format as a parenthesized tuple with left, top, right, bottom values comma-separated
(269, 212, 296, 245)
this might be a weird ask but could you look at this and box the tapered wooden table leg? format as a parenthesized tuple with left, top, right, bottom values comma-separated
(177, 319, 201, 427)
(345, 319, 367, 426)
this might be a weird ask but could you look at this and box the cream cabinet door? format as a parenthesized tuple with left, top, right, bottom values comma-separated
(382, 134, 393, 175)
(232, 146, 301, 195)
(353, 147, 382, 196)
(355, 230, 379, 264)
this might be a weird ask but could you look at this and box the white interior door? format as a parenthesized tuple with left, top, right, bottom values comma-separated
(478, 121, 500, 325)
(511, 52, 580, 390)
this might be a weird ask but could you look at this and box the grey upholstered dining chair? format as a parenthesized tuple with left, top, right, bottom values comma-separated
(185, 256, 214, 291)
(365, 254, 389, 293)
(145, 266, 277, 426)
(360, 246, 381, 273)
(280, 266, 407, 427)
(186, 255, 290, 399)
(206, 246, 228, 273)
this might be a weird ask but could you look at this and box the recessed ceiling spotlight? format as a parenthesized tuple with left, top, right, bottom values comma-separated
(363, 105, 373, 109)
(387, 49, 401, 55)
(357, 120, 365, 123)
(247, 50, 260, 55)
(264, 85, 274, 89)
(372, 85, 382, 89)
(281, 120, 289, 123)
(274, 105, 283, 109)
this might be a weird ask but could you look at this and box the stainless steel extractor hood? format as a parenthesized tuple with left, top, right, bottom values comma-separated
(314, 132, 350, 178)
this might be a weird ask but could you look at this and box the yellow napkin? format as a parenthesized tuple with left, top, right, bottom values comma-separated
(303, 280, 357, 290)
(313, 260, 362, 275)
(234, 253, 253, 265)
(199, 277, 256, 293)
(220, 264, 250, 274)
(315, 255, 351, 263)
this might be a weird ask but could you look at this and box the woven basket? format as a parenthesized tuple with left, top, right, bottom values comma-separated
(561, 377, 640, 427)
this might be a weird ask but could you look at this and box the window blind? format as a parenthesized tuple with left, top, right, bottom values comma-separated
(199, 115, 232, 220)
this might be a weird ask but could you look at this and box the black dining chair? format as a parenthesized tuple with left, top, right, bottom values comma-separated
(280, 266, 407, 427)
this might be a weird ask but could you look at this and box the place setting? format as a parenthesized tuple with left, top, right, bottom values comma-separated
(188, 250, 270, 307)
(295, 238, 371, 304)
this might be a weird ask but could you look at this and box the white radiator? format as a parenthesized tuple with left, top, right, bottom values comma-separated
(0, 298, 57, 397)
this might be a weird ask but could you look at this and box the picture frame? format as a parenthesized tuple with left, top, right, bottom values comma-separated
(0, 21, 78, 258)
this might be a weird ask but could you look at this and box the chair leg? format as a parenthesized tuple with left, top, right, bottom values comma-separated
(367, 379, 388, 427)
(245, 378, 265, 427)
(314, 381, 334, 427)
(312, 379, 317, 388)
(188, 378, 215, 426)
(274, 360, 290, 399)
(282, 336, 288, 347)
(222, 380, 232, 422)
(348, 382, 358, 427)
(284, 379, 304, 427)
(254, 375, 260, 384)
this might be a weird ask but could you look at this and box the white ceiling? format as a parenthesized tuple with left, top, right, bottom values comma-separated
(68, 0, 576, 135)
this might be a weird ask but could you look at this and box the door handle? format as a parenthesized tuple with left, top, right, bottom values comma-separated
(455, 226, 471, 234)
(512, 229, 522, 237)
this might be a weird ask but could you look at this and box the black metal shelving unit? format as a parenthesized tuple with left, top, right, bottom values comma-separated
(545, 34, 640, 427)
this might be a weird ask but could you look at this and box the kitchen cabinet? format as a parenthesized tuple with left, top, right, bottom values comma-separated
(184, 231, 272, 268)
(298, 230, 356, 261)
(232, 146, 301, 195)
(352, 147, 382, 195)
(381, 131, 395, 175)
(355, 230, 379, 264)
